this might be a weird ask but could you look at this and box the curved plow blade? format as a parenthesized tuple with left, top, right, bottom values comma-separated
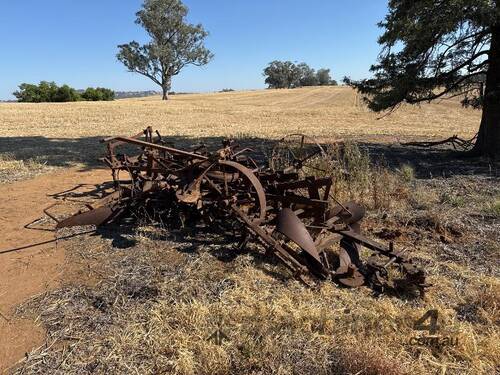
(56, 206, 116, 229)
(276, 208, 321, 263)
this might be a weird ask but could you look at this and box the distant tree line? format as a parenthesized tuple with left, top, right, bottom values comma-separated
(114, 90, 160, 99)
(13, 81, 115, 102)
(263, 61, 337, 89)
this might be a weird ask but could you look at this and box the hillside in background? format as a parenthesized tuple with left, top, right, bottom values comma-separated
(0, 86, 480, 142)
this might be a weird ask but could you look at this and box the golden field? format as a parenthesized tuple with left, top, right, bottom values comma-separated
(0, 86, 481, 140)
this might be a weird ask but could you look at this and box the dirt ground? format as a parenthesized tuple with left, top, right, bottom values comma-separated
(0, 168, 109, 373)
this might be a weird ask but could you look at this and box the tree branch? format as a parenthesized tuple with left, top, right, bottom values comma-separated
(132, 69, 161, 86)
(433, 50, 489, 81)
(434, 29, 489, 72)
(406, 71, 486, 104)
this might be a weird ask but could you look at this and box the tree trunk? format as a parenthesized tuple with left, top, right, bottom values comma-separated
(161, 77, 171, 101)
(471, 25, 500, 158)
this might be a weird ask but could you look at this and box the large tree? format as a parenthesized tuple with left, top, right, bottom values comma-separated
(263, 61, 333, 88)
(263, 61, 301, 89)
(297, 63, 319, 86)
(117, 0, 213, 100)
(348, 0, 500, 157)
(316, 68, 332, 86)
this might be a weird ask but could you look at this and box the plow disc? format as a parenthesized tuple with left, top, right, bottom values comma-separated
(53, 127, 427, 296)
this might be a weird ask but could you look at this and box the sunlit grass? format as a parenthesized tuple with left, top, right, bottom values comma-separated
(0, 86, 480, 141)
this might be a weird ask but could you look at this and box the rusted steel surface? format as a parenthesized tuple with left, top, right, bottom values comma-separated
(54, 127, 428, 296)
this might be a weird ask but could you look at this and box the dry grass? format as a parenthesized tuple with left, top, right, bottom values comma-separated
(13, 143, 500, 375)
(15, 220, 499, 374)
(0, 86, 480, 141)
(0, 153, 54, 183)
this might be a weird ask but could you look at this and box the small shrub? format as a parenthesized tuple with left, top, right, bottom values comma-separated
(316, 142, 411, 210)
(440, 192, 466, 207)
(409, 187, 439, 210)
(483, 198, 500, 217)
(398, 164, 415, 183)
(326, 141, 371, 203)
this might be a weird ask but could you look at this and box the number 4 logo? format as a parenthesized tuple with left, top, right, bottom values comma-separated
(414, 309, 440, 335)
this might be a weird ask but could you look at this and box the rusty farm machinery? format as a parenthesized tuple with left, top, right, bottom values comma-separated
(51, 127, 427, 295)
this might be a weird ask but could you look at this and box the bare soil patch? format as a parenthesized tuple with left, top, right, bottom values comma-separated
(0, 168, 109, 372)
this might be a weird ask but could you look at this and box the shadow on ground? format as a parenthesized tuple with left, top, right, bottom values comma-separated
(361, 142, 499, 178)
(0, 134, 498, 177)
(92, 221, 291, 284)
(0, 135, 273, 171)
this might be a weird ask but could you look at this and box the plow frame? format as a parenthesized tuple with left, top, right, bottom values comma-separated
(53, 127, 427, 295)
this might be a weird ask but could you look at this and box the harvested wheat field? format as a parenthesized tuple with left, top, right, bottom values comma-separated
(0, 87, 499, 375)
(0, 86, 481, 140)
(0, 86, 482, 181)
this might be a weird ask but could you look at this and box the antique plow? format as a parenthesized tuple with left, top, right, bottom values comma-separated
(55, 127, 427, 295)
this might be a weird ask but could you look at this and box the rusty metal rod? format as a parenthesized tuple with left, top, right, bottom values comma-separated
(103, 136, 210, 161)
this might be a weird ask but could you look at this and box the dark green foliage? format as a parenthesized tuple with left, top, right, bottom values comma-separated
(81, 87, 115, 101)
(263, 61, 335, 89)
(316, 68, 334, 85)
(13, 83, 45, 103)
(345, 0, 500, 157)
(14, 81, 80, 102)
(117, 0, 213, 100)
(263, 61, 301, 89)
(297, 63, 319, 86)
(13, 81, 59, 103)
(53, 85, 81, 102)
(13, 82, 114, 102)
(38, 81, 58, 101)
(346, 0, 494, 111)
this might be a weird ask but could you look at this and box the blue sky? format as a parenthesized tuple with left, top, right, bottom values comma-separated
(0, 0, 388, 100)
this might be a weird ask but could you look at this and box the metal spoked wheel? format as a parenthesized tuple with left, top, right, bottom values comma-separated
(270, 133, 327, 176)
(200, 160, 267, 230)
